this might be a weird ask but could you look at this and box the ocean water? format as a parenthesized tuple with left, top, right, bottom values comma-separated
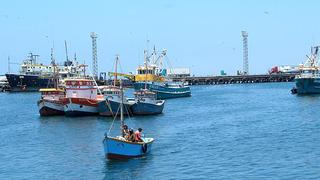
(0, 82, 320, 179)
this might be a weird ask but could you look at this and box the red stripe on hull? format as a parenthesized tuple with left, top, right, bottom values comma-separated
(65, 98, 100, 107)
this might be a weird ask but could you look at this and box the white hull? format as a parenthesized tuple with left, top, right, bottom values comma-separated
(64, 101, 98, 116)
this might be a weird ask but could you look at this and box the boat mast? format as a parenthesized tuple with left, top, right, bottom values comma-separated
(144, 50, 148, 90)
(51, 47, 58, 89)
(120, 79, 124, 137)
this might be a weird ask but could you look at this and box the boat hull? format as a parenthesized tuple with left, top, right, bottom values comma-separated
(103, 137, 153, 159)
(133, 82, 191, 99)
(38, 99, 65, 116)
(131, 101, 165, 115)
(5, 73, 53, 92)
(98, 100, 133, 116)
(295, 78, 320, 94)
(64, 98, 99, 116)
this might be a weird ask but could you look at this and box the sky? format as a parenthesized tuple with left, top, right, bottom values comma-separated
(0, 0, 319, 76)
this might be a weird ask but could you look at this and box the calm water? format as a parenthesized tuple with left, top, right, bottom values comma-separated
(0, 83, 320, 179)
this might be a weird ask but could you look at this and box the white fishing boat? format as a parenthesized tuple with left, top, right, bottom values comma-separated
(64, 78, 104, 116)
(37, 60, 66, 116)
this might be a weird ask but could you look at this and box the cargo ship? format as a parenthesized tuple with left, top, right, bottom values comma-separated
(5, 52, 86, 92)
(294, 46, 320, 94)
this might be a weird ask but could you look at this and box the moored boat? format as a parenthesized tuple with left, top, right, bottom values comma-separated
(64, 79, 103, 116)
(98, 56, 135, 116)
(133, 47, 191, 99)
(294, 46, 320, 94)
(98, 85, 135, 116)
(103, 81, 154, 159)
(38, 88, 66, 116)
(133, 82, 191, 99)
(131, 89, 165, 115)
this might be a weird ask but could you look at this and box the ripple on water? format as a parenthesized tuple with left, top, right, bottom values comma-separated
(0, 83, 320, 179)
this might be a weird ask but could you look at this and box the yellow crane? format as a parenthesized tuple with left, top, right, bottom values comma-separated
(108, 72, 135, 81)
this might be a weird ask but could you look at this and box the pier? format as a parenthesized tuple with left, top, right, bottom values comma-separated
(172, 74, 296, 85)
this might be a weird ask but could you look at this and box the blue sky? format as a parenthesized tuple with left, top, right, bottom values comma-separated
(0, 0, 319, 76)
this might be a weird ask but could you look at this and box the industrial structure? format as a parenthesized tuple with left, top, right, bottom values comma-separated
(172, 74, 295, 85)
(242, 31, 249, 75)
(90, 32, 98, 79)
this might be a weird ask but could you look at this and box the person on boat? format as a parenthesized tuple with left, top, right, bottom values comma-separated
(122, 125, 129, 137)
(126, 129, 135, 142)
(135, 128, 143, 142)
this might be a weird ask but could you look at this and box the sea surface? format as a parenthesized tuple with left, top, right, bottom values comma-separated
(0, 83, 320, 179)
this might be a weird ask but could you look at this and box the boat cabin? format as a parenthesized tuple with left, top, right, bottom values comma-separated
(65, 79, 98, 100)
(40, 88, 65, 101)
(135, 65, 165, 82)
(134, 89, 156, 101)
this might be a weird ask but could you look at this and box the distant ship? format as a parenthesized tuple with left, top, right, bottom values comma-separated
(294, 46, 320, 94)
(133, 47, 191, 99)
(5, 52, 86, 92)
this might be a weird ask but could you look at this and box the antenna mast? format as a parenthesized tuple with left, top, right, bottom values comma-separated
(120, 80, 124, 137)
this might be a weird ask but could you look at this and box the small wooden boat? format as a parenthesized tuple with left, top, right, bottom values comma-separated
(104, 136, 154, 159)
(103, 81, 154, 159)
(131, 89, 165, 115)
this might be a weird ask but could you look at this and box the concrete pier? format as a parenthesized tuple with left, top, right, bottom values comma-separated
(172, 74, 296, 85)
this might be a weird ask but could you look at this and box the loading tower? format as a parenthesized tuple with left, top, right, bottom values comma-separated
(242, 31, 249, 75)
(90, 32, 98, 79)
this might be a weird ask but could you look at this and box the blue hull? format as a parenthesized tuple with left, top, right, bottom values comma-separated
(65, 111, 97, 117)
(98, 100, 132, 116)
(295, 78, 320, 94)
(103, 137, 153, 159)
(133, 82, 191, 99)
(131, 102, 164, 115)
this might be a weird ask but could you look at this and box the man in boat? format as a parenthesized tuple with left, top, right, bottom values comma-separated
(126, 129, 135, 142)
(135, 128, 143, 142)
(122, 125, 129, 137)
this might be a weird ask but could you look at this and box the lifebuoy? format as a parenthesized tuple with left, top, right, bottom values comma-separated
(142, 143, 147, 153)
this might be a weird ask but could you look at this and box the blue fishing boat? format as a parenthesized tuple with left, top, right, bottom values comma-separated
(98, 56, 135, 116)
(134, 82, 191, 99)
(294, 46, 320, 94)
(133, 47, 191, 99)
(98, 85, 135, 116)
(103, 136, 154, 159)
(103, 81, 154, 159)
(131, 89, 165, 115)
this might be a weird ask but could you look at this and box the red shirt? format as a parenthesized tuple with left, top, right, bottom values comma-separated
(135, 131, 141, 141)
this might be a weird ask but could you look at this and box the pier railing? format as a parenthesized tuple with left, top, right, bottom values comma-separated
(171, 74, 296, 85)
